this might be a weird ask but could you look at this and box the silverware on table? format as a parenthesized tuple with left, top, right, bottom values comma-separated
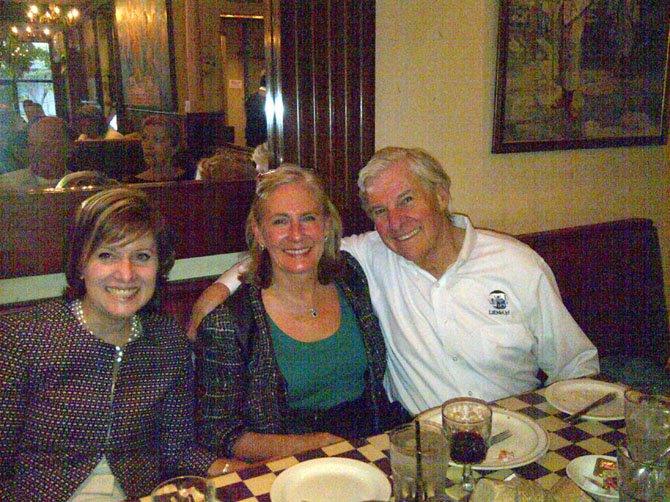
(564, 391, 617, 424)
(489, 429, 512, 447)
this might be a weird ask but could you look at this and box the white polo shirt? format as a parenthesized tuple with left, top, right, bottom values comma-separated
(342, 214, 599, 415)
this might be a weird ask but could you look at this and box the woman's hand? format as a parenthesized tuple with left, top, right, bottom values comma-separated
(207, 457, 250, 477)
(232, 431, 345, 463)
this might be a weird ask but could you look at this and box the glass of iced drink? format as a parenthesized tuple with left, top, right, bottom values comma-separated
(389, 421, 449, 502)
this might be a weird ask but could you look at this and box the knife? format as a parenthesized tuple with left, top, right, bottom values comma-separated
(564, 392, 617, 424)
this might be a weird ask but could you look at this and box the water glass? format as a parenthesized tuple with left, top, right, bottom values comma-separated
(618, 443, 669, 502)
(151, 475, 216, 501)
(389, 421, 449, 502)
(624, 390, 670, 462)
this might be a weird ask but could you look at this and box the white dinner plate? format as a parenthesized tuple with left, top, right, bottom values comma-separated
(416, 406, 549, 470)
(566, 455, 619, 500)
(545, 378, 627, 421)
(269, 457, 392, 502)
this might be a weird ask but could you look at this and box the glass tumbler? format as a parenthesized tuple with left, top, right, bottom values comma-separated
(389, 421, 449, 502)
(618, 443, 670, 502)
(150, 475, 216, 501)
(624, 390, 670, 463)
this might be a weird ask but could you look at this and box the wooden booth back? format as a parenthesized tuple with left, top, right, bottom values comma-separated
(2, 217, 667, 367)
(517, 218, 669, 366)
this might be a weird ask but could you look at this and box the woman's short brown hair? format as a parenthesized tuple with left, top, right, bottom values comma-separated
(243, 164, 344, 288)
(63, 187, 175, 311)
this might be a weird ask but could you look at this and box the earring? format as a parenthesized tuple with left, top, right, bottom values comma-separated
(259, 244, 265, 251)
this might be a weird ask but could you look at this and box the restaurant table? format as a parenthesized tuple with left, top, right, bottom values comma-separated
(139, 385, 627, 501)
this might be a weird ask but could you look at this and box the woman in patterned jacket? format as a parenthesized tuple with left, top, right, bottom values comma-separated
(0, 188, 237, 501)
(194, 165, 405, 463)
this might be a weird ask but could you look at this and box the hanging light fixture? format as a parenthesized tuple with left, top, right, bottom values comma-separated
(11, 3, 81, 40)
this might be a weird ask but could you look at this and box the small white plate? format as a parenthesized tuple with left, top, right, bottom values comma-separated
(545, 378, 627, 421)
(566, 455, 619, 501)
(269, 457, 391, 502)
(416, 406, 549, 470)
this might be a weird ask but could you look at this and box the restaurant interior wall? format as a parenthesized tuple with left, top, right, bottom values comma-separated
(374, 1, 670, 314)
(2, 0, 668, 317)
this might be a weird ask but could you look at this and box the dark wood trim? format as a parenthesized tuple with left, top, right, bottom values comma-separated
(279, 0, 375, 236)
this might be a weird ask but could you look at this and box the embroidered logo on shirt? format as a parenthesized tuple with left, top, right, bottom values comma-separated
(488, 290, 510, 315)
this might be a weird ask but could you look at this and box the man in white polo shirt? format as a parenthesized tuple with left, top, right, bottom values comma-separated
(342, 147, 598, 415)
(190, 148, 599, 416)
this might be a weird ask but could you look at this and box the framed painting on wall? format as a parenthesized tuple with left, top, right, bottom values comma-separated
(492, 1, 670, 153)
(114, 0, 177, 111)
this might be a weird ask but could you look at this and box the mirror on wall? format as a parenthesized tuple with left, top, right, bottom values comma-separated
(0, 0, 281, 281)
(1, 0, 280, 187)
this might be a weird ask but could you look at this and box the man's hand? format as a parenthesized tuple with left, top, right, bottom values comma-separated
(187, 283, 231, 341)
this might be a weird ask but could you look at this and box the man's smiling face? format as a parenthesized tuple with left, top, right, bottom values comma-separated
(366, 161, 451, 273)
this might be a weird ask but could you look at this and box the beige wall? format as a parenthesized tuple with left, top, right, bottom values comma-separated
(375, 1, 670, 308)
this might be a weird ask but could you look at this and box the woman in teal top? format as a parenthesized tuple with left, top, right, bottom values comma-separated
(194, 165, 403, 463)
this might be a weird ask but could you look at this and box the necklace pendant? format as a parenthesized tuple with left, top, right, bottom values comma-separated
(308, 308, 318, 318)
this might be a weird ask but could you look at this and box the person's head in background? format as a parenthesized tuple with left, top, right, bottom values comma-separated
(63, 187, 175, 315)
(0, 105, 25, 145)
(139, 114, 183, 180)
(74, 104, 107, 140)
(23, 99, 45, 123)
(252, 142, 270, 175)
(27, 116, 75, 181)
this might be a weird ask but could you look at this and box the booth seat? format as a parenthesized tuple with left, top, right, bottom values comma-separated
(2, 218, 668, 392)
(517, 218, 669, 394)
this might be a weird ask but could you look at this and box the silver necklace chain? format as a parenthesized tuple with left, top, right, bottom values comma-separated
(278, 281, 319, 318)
(72, 299, 142, 363)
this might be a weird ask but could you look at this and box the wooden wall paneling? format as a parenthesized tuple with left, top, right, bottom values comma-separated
(279, 0, 375, 236)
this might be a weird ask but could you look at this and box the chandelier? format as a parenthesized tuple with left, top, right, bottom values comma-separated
(11, 3, 81, 39)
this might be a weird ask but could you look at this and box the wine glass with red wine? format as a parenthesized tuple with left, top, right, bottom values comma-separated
(441, 397, 492, 493)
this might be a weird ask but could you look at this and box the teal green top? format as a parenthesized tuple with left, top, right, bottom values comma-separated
(269, 286, 367, 410)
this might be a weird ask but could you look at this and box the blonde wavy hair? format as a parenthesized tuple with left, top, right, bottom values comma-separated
(243, 164, 344, 288)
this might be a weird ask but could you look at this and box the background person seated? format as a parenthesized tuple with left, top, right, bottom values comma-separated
(22, 99, 45, 123)
(125, 114, 194, 183)
(0, 116, 75, 190)
(73, 104, 124, 141)
(194, 145, 256, 181)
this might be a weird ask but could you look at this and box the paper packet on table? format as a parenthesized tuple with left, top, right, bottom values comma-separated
(470, 476, 592, 502)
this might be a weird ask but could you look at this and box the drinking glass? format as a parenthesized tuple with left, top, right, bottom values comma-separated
(618, 442, 670, 502)
(389, 421, 449, 502)
(441, 397, 492, 493)
(624, 390, 670, 463)
(150, 475, 216, 501)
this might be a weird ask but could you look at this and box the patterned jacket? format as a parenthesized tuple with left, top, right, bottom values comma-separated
(0, 299, 216, 501)
(194, 252, 392, 458)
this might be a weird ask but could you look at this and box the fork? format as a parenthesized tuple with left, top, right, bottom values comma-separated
(489, 429, 512, 447)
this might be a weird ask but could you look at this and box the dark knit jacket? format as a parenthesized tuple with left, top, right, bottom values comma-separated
(194, 252, 393, 458)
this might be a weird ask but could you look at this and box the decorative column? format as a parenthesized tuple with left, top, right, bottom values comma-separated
(184, 0, 204, 112)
